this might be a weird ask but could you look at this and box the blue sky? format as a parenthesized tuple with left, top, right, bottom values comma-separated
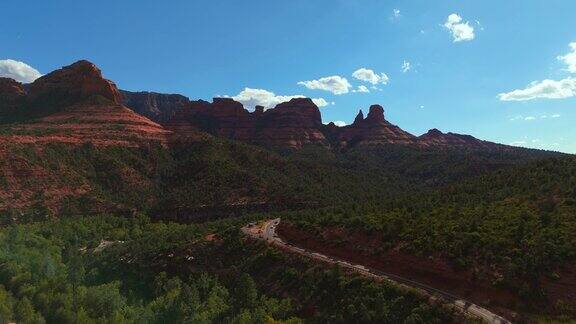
(1, 0, 575, 153)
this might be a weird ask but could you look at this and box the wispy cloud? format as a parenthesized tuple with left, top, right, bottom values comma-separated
(401, 61, 411, 73)
(352, 85, 370, 93)
(510, 114, 561, 121)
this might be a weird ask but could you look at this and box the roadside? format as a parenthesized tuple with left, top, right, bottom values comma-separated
(243, 219, 511, 324)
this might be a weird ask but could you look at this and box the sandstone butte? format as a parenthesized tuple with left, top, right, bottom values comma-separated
(0, 59, 518, 211)
(0, 59, 508, 151)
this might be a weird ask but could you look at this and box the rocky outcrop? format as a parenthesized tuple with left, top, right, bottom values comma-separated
(161, 99, 210, 143)
(121, 90, 190, 124)
(166, 97, 327, 148)
(334, 105, 417, 147)
(117, 83, 515, 151)
(418, 129, 502, 150)
(204, 98, 254, 139)
(254, 105, 264, 116)
(0, 60, 170, 147)
(0, 59, 521, 151)
(353, 110, 364, 124)
(254, 98, 326, 148)
(0, 78, 26, 117)
(26, 60, 123, 114)
(365, 104, 385, 123)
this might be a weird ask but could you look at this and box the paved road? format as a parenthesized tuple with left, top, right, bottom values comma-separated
(242, 218, 511, 324)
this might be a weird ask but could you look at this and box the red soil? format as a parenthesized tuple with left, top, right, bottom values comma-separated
(0, 104, 172, 148)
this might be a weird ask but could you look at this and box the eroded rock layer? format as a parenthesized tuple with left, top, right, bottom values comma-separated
(0, 60, 170, 147)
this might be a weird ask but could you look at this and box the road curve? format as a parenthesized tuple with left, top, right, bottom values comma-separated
(242, 218, 511, 324)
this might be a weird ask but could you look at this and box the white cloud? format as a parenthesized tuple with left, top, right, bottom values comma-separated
(401, 61, 411, 73)
(297, 75, 352, 95)
(352, 68, 389, 85)
(352, 85, 370, 93)
(419, 105, 425, 109)
(443, 13, 475, 42)
(332, 121, 347, 127)
(510, 141, 527, 146)
(0, 59, 42, 83)
(311, 98, 332, 107)
(231, 88, 330, 110)
(510, 114, 561, 121)
(392, 9, 401, 19)
(498, 77, 576, 101)
(558, 42, 576, 73)
(499, 42, 576, 102)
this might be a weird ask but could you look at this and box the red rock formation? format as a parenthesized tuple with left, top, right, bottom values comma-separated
(164, 97, 328, 148)
(205, 98, 254, 139)
(418, 129, 502, 150)
(27, 60, 123, 112)
(255, 98, 327, 148)
(8, 60, 518, 151)
(353, 110, 364, 124)
(0, 77, 26, 116)
(119, 87, 517, 151)
(366, 104, 385, 123)
(163, 100, 212, 143)
(0, 77, 25, 99)
(121, 90, 191, 123)
(0, 60, 171, 147)
(254, 105, 264, 116)
(336, 105, 416, 147)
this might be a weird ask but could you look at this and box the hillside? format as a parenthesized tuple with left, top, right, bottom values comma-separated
(277, 155, 576, 320)
(0, 60, 559, 217)
(0, 59, 573, 322)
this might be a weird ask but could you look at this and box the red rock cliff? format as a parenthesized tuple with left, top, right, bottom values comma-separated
(27, 60, 123, 110)
(336, 104, 416, 147)
(0, 77, 26, 116)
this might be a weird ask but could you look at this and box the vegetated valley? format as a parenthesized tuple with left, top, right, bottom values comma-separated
(0, 61, 574, 323)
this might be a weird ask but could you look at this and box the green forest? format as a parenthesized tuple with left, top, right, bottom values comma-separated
(0, 214, 456, 323)
(1, 138, 575, 322)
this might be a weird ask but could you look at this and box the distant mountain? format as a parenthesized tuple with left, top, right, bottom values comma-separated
(0, 60, 563, 215)
(328, 105, 417, 147)
(121, 90, 190, 124)
(0, 59, 552, 153)
(0, 60, 169, 147)
(1, 60, 573, 322)
(120, 87, 515, 151)
(418, 128, 504, 150)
